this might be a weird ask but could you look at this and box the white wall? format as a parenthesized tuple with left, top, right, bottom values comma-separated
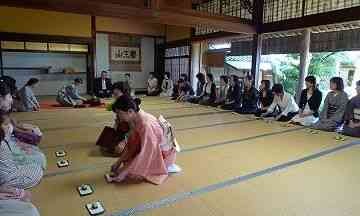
(2, 52, 87, 95)
(96, 33, 155, 90)
(3, 52, 87, 73)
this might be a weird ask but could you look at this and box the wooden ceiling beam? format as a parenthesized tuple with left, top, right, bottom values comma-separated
(0, 0, 255, 34)
(261, 6, 360, 33)
(153, 7, 255, 34)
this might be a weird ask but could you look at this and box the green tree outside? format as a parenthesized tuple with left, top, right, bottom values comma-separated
(270, 52, 355, 95)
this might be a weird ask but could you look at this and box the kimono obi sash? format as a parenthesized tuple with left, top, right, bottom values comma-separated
(354, 108, 360, 121)
(327, 103, 338, 118)
(158, 115, 181, 153)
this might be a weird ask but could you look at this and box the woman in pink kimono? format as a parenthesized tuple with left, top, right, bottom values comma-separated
(105, 95, 181, 185)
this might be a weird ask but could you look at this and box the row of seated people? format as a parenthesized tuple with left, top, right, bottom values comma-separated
(10, 71, 164, 111)
(106, 73, 358, 186)
(6, 71, 118, 112)
(94, 71, 135, 98)
(0, 82, 46, 216)
(10, 70, 134, 111)
(57, 71, 138, 108)
(164, 73, 359, 138)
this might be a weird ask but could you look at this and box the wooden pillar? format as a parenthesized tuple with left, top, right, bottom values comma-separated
(191, 42, 200, 88)
(296, 28, 311, 103)
(251, 0, 264, 88)
(251, 34, 263, 88)
(87, 15, 96, 95)
(0, 43, 3, 76)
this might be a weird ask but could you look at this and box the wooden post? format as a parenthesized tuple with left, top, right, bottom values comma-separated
(87, 15, 96, 95)
(251, 0, 264, 88)
(296, 28, 311, 103)
(0, 42, 3, 76)
(251, 34, 263, 88)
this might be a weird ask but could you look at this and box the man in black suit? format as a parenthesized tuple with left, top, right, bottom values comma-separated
(94, 71, 112, 98)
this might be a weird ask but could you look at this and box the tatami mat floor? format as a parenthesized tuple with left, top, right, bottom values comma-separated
(12, 96, 359, 216)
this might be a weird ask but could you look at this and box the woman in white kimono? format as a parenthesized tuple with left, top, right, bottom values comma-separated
(160, 72, 174, 97)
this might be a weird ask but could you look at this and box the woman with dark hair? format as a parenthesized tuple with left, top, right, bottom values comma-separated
(290, 76, 322, 126)
(236, 75, 259, 114)
(160, 72, 174, 97)
(107, 81, 131, 112)
(0, 111, 42, 216)
(147, 72, 159, 96)
(105, 95, 181, 185)
(262, 84, 299, 121)
(56, 78, 87, 107)
(313, 77, 348, 131)
(199, 73, 217, 106)
(175, 79, 195, 102)
(213, 75, 230, 106)
(100, 81, 131, 155)
(255, 80, 273, 117)
(187, 73, 206, 103)
(0, 111, 43, 189)
(342, 80, 360, 137)
(0, 83, 44, 160)
(14, 78, 40, 112)
(221, 75, 242, 110)
(0, 82, 13, 112)
(112, 81, 130, 99)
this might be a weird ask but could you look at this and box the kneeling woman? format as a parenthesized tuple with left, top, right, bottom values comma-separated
(262, 84, 299, 121)
(56, 78, 87, 107)
(313, 77, 348, 131)
(291, 76, 322, 126)
(106, 95, 180, 185)
(342, 80, 360, 137)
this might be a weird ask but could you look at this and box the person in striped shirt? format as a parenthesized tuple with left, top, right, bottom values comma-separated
(0, 111, 43, 189)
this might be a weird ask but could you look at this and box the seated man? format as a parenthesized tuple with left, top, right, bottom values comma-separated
(342, 80, 360, 137)
(94, 71, 112, 98)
